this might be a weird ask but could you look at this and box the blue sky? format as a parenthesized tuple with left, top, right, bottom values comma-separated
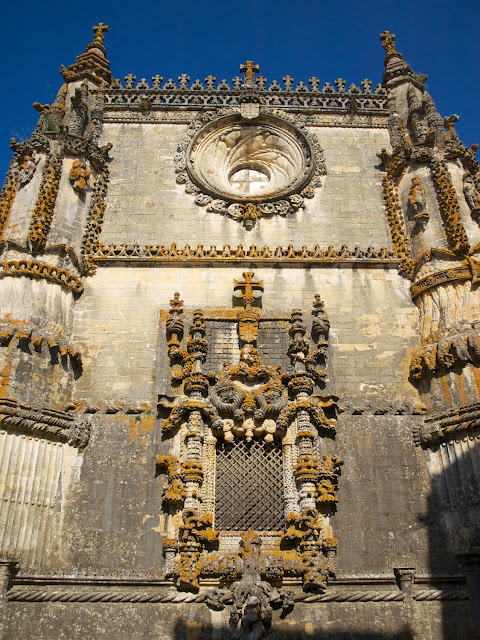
(1, 0, 479, 177)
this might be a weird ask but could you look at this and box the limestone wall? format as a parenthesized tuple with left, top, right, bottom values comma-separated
(98, 124, 391, 250)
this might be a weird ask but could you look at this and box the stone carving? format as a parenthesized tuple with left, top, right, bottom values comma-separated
(0, 398, 89, 448)
(410, 257, 480, 298)
(61, 23, 112, 86)
(0, 155, 21, 236)
(380, 174, 414, 278)
(104, 72, 389, 112)
(409, 176, 429, 228)
(17, 153, 39, 186)
(68, 82, 89, 138)
(156, 455, 186, 508)
(463, 172, 480, 225)
(409, 326, 480, 381)
(69, 160, 91, 194)
(81, 166, 110, 274)
(92, 242, 395, 264)
(0, 317, 82, 365)
(28, 154, 63, 254)
(431, 160, 469, 255)
(159, 280, 341, 597)
(33, 84, 67, 134)
(175, 111, 326, 228)
(0, 259, 84, 293)
(64, 399, 150, 414)
(413, 401, 480, 447)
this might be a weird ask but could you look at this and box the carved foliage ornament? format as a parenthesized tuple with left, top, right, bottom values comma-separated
(175, 111, 326, 228)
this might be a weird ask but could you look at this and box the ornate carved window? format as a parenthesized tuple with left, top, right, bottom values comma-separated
(158, 275, 342, 597)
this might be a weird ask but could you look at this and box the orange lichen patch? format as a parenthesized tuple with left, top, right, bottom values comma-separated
(0, 362, 13, 399)
(128, 414, 154, 445)
(439, 376, 452, 407)
(472, 366, 480, 398)
(0, 168, 19, 240)
(454, 371, 470, 406)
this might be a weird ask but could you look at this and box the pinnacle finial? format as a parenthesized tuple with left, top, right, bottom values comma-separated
(380, 31, 397, 56)
(93, 23, 109, 43)
(61, 22, 111, 85)
(240, 61, 260, 88)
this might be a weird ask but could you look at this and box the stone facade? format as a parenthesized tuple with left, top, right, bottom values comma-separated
(0, 26, 478, 639)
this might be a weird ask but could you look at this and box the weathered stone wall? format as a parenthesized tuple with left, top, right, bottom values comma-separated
(3, 599, 473, 640)
(73, 265, 418, 406)
(98, 124, 391, 249)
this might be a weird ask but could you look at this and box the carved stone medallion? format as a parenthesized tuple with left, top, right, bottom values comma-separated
(175, 112, 326, 228)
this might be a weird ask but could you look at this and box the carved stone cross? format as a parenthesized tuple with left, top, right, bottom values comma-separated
(93, 23, 109, 42)
(234, 272, 263, 310)
(380, 31, 396, 55)
(240, 61, 259, 86)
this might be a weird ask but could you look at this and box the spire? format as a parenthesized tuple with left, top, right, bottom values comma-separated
(61, 23, 112, 86)
(380, 31, 427, 90)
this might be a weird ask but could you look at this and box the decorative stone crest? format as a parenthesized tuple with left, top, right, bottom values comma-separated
(175, 111, 326, 228)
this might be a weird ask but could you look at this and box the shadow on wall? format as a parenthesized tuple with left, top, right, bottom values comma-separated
(425, 436, 480, 639)
(172, 620, 415, 640)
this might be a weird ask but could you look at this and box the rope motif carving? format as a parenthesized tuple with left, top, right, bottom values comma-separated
(8, 588, 468, 603)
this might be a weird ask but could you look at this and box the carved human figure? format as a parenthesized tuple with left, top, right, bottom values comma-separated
(18, 153, 39, 186)
(463, 173, 480, 224)
(69, 160, 91, 194)
(409, 176, 429, 228)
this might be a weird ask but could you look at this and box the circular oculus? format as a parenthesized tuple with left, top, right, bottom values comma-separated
(186, 114, 316, 202)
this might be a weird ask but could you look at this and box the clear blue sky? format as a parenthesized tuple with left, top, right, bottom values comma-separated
(1, 0, 479, 178)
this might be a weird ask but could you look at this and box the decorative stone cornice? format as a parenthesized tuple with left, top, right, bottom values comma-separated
(0, 259, 83, 293)
(413, 402, 480, 447)
(0, 398, 89, 448)
(411, 259, 480, 298)
(103, 75, 389, 114)
(91, 243, 396, 265)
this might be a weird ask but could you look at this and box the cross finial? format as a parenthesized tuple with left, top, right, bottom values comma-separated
(93, 23, 109, 43)
(240, 61, 260, 84)
(380, 31, 396, 55)
(234, 272, 263, 310)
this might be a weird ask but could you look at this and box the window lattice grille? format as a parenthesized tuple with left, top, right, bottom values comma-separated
(215, 439, 284, 531)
